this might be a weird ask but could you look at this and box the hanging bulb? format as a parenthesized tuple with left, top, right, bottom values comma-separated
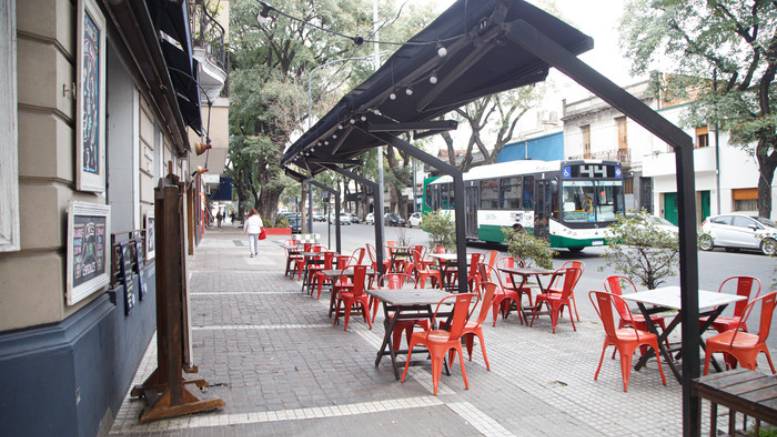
(405, 88, 413, 96)
(324, 141, 329, 145)
(338, 124, 343, 130)
(350, 119, 356, 125)
(437, 45, 447, 57)
(389, 92, 397, 100)
(257, 3, 272, 24)
(360, 115, 367, 122)
(429, 74, 438, 85)
(332, 134, 337, 139)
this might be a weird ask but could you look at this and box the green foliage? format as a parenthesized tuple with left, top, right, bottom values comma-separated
(273, 216, 290, 228)
(503, 228, 555, 270)
(420, 211, 455, 250)
(603, 211, 679, 290)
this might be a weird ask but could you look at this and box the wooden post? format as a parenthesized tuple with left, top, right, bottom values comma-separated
(131, 162, 223, 422)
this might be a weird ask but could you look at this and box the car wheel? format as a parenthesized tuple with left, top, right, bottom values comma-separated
(698, 235, 714, 251)
(761, 238, 777, 256)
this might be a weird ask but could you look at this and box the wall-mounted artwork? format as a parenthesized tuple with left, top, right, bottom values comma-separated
(67, 201, 111, 305)
(144, 213, 156, 261)
(75, 0, 107, 192)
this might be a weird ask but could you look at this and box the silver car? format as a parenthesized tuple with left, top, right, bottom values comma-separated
(700, 214, 777, 255)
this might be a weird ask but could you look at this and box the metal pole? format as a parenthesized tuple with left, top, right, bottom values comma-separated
(373, 0, 386, 260)
(412, 158, 417, 213)
(713, 69, 721, 215)
(335, 190, 342, 253)
(327, 194, 331, 249)
(307, 183, 313, 234)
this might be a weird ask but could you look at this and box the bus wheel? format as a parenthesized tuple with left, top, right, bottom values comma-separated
(568, 248, 584, 254)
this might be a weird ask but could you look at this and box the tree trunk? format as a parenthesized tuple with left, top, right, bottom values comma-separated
(757, 143, 776, 218)
(258, 185, 284, 226)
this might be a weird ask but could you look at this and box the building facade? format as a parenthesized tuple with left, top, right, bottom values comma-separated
(0, 1, 204, 435)
(562, 77, 770, 223)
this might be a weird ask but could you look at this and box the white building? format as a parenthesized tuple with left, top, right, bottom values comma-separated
(562, 77, 769, 223)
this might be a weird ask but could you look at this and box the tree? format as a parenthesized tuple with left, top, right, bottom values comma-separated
(439, 86, 543, 171)
(603, 211, 679, 289)
(503, 227, 555, 269)
(621, 0, 777, 217)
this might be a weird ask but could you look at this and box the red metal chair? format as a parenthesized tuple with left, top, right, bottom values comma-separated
(333, 265, 371, 331)
(466, 253, 482, 291)
(589, 290, 667, 392)
(703, 291, 777, 375)
(485, 250, 498, 274)
(372, 270, 430, 351)
(284, 240, 301, 278)
(400, 292, 476, 395)
(366, 243, 390, 288)
(370, 266, 416, 324)
(291, 242, 313, 279)
(309, 251, 334, 298)
(604, 275, 670, 355)
(547, 260, 584, 321)
(412, 246, 441, 289)
(495, 256, 531, 322)
(459, 281, 497, 370)
(530, 267, 580, 333)
(327, 248, 366, 300)
(699, 276, 762, 334)
(480, 264, 523, 326)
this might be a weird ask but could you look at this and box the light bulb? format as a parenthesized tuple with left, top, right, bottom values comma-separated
(360, 115, 367, 122)
(389, 92, 397, 100)
(350, 119, 356, 124)
(437, 46, 447, 57)
(324, 141, 329, 145)
(429, 75, 438, 85)
(338, 124, 343, 130)
(405, 88, 413, 96)
(332, 134, 337, 139)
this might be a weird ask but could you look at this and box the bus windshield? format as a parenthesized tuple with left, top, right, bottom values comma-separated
(561, 180, 624, 224)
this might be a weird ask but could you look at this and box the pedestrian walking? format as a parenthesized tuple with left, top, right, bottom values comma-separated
(216, 210, 223, 228)
(230, 211, 236, 226)
(243, 208, 263, 257)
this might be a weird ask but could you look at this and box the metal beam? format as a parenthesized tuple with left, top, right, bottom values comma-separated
(320, 164, 385, 276)
(330, 126, 353, 156)
(504, 19, 700, 437)
(309, 158, 363, 166)
(364, 129, 468, 293)
(306, 179, 341, 253)
(367, 120, 458, 133)
(284, 167, 309, 183)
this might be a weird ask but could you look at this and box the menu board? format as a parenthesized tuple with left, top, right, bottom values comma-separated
(118, 242, 135, 315)
(132, 238, 147, 300)
(73, 215, 107, 287)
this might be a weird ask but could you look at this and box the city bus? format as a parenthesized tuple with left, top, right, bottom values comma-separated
(425, 160, 625, 252)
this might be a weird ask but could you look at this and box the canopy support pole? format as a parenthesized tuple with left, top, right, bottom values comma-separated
(321, 164, 385, 276)
(505, 19, 699, 436)
(306, 179, 342, 253)
(365, 130, 468, 293)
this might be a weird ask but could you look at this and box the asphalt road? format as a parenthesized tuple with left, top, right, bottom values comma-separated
(313, 221, 777, 348)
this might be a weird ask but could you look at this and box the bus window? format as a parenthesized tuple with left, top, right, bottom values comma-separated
(501, 177, 522, 209)
(448, 183, 456, 208)
(595, 180, 624, 221)
(440, 184, 450, 209)
(480, 179, 499, 209)
(523, 176, 534, 209)
(424, 184, 433, 209)
(561, 180, 596, 223)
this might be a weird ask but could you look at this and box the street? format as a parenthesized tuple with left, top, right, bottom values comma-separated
(313, 221, 777, 347)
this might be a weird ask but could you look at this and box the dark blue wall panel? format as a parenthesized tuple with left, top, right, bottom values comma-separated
(496, 131, 564, 162)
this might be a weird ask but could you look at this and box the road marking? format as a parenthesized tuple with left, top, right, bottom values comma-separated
(446, 402, 516, 437)
(190, 291, 299, 296)
(192, 323, 331, 331)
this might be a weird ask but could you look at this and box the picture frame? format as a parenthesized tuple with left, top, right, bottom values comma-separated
(75, 0, 107, 192)
(144, 213, 156, 261)
(0, 0, 19, 252)
(67, 201, 111, 305)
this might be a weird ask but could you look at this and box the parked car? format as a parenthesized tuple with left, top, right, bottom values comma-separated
(365, 212, 374, 225)
(384, 213, 406, 227)
(348, 213, 361, 224)
(312, 213, 326, 222)
(625, 212, 678, 235)
(408, 212, 423, 227)
(700, 213, 777, 255)
(338, 213, 353, 225)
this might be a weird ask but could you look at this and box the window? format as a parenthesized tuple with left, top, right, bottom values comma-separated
(562, 180, 596, 223)
(595, 181, 624, 222)
(732, 188, 757, 212)
(582, 125, 591, 159)
(440, 184, 449, 209)
(500, 177, 522, 209)
(522, 176, 534, 209)
(624, 177, 634, 194)
(480, 179, 499, 209)
(616, 116, 628, 151)
(710, 215, 732, 225)
(732, 216, 757, 229)
(695, 126, 709, 148)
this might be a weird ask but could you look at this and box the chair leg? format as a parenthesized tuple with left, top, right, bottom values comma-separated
(492, 298, 502, 327)
(392, 327, 403, 352)
(464, 334, 474, 361)
(343, 301, 353, 331)
(703, 347, 714, 376)
(571, 294, 581, 321)
(567, 303, 577, 332)
(651, 340, 667, 386)
(370, 297, 380, 324)
(456, 345, 469, 390)
(401, 338, 418, 383)
(549, 302, 560, 334)
(594, 341, 608, 381)
(476, 330, 490, 371)
(763, 347, 777, 374)
(618, 345, 636, 392)
(361, 303, 372, 329)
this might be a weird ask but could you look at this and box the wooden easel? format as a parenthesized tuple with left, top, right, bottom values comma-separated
(131, 162, 224, 423)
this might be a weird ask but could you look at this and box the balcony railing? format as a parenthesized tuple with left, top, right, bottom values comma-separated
(569, 148, 631, 165)
(190, 0, 228, 96)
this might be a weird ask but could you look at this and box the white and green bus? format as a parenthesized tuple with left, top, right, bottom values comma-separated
(425, 160, 625, 252)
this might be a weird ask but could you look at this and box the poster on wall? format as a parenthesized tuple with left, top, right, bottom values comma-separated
(144, 213, 155, 261)
(75, 0, 107, 192)
(118, 241, 135, 315)
(132, 237, 147, 300)
(67, 201, 111, 305)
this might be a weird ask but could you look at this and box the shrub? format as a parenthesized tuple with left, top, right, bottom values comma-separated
(420, 211, 455, 250)
(273, 216, 290, 228)
(503, 227, 555, 269)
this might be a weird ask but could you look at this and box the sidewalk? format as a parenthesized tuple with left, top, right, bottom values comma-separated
(110, 228, 705, 436)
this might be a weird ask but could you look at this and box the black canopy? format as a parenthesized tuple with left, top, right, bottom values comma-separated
(281, 0, 592, 171)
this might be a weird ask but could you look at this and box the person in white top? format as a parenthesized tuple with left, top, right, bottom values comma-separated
(243, 208, 264, 257)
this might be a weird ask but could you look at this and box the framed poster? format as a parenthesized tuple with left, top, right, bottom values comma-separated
(131, 237, 147, 300)
(0, 0, 19, 252)
(144, 213, 156, 261)
(67, 201, 111, 305)
(75, 0, 107, 192)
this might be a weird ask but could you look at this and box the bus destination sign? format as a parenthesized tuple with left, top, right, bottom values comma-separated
(562, 163, 622, 179)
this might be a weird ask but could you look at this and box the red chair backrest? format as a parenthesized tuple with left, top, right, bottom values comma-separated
(604, 275, 637, 323)
(731, 291, 777, 345)
(560, 267, 581, 299)
(468, 253, 482, 277)
(589, 291, 620, 340)
(353, 247, 366, 265)
(323, 251, 334, 269)
(336, 255, 349, 270)
(433, 293, 475, 341)
(719, 276, 762, 318)
(412, 245, 425, 264)
(563, 260, 585, 271)
(486, 250, 498, 272)
(433, 245, 446, 254)
(402, 260, 415, 276)
(313, 245, 322, 253)
(303, 242, 312, 252)
(351, 265, 368, 298)
(472, 282, 497, 327)
(379, 273, 415, 289)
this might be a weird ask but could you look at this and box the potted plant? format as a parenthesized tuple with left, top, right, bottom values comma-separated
(420, 211, 455, 251)
(263, 215, 292, 236)
(503, 227, 555, 269)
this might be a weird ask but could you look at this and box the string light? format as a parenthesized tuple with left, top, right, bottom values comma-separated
(338, 124, 343, 130)
(350, 119, 356, 124)
(437, 44, 448, 57)
(360, 115, 367, 122)
(405, 88, 413, 96)
(332, 134, 337, 139)
(389, 92, 397, 100)
(429, 74, 438, 84)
